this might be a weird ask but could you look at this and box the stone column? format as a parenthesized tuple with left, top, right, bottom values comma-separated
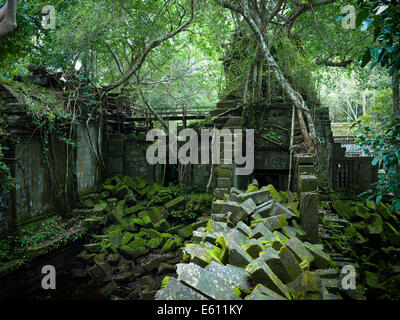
(297, 161, 320, 244)
(213, 116, 244, 200)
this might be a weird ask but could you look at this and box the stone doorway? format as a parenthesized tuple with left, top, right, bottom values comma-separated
(253, 169, 288, 191)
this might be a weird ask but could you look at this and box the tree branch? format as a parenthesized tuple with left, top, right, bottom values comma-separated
(316, 58, 353, 68)
(102, 0, 195, 94)
(136, 73, 169, 131)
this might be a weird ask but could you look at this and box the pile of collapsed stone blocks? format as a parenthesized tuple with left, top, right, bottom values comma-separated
(71, 175, 210, 299)
(156, 184, 341, 300)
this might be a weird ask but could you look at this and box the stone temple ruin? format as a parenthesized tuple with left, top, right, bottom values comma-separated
(0, 62, 384, 300)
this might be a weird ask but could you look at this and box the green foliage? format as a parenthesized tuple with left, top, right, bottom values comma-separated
(169, 192, 212, 223)
(357, 1, 400, 83)
(0, 0, 45, 70)
(18, 216, 64, 249)
(275, 35, 317, 104)
(355, 115, 400, 211)
(0, 214, 84, 266)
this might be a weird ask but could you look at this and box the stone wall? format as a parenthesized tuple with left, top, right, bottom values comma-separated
(104, 132, 162, 184)
(0, 84, 100, 233)
(76, 122, 101, 193)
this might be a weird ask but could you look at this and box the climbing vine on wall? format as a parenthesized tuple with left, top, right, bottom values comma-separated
(1, 73, 102, 216)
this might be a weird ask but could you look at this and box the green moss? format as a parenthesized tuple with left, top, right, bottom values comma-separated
(1, 80, 68, 117)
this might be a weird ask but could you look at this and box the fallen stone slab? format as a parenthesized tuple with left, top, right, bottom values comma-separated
(125, 204, 145, 216)
(236, 221, 252, 237)
(288, 271, 323, 300)
(230, 187, 244, 195)
(255, 215, 288, 231)
(313, 269, 339, 279)
(228, 198, 257, 226)
(304, 243, 331, 269)
(183, 244, 217, 267)
(148, 207, 164, 225)
(245, 239, 265, 259)
(212, 200, 240, 214)
(192, 230, 205, 243)
(227, 228, 248, 245)
(270, 203, 298, 219)
(120, 238, 149, 259)
(84, 243, 102, 253)
(281, 225, 305, 240)
(165, 196, 186, 211)
(273, 231, 289, 245)
(228, 193, 241, 203)
(227, 242, 253, 267)
(204, 232, 221, 245)
(285, 237, 315, 264)
(112, 272, 135, 282)
(278, 246, 303, 283)
(109, 210, 128, 226)
(260, 247, 292, 284)
(238, 190, 270, 205)
(245, 284, 287, 300)
(176, 263, 241, 300)
(251, 223, 274, 241)
(142, 254, 175, 272)
(157, 263, 177, 275)
(102, 281, 117, 297)
(211, 214, 226, 222)
(155, 277, 208, 300)
(331, 199, 355, 220)
(206, 220, 230, 233)
(252, 200, 274, 219)
(205, 261, 251, 292)
(178, 224, 193, 239)
(246, 257, 291, 299)
(262, 185, 282, 203)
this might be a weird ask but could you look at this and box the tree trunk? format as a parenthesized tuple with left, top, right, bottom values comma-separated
(241, 0, 318, 153)
(0, 0, 17, 39)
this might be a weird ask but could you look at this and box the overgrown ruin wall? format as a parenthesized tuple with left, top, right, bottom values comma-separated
(0, 84, 101, 233)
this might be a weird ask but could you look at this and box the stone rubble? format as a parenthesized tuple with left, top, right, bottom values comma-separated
(156, 183, 339, 300)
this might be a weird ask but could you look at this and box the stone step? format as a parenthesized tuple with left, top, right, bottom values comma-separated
(216, 100, 239, 110)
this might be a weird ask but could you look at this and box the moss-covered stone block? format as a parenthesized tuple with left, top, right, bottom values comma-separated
(261, 185, 282, 203)
(278, 246, 303, 282)
(125, 204, 145, 216)
(246, 257, 291, 299)
(298, 175, 318, 193)
(109, 210, 127, 226)
(178, 224, 193, 239)
(165, 196, 186, 211)
(84, 243, 102, 253)
(120, 238, 148, 258)
(288, 271, 322, 300)
(332, 200, 355, 220)
(154, 219, 170, 232)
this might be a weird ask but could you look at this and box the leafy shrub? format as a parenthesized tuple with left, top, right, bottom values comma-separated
(355, 115, 400, 211)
